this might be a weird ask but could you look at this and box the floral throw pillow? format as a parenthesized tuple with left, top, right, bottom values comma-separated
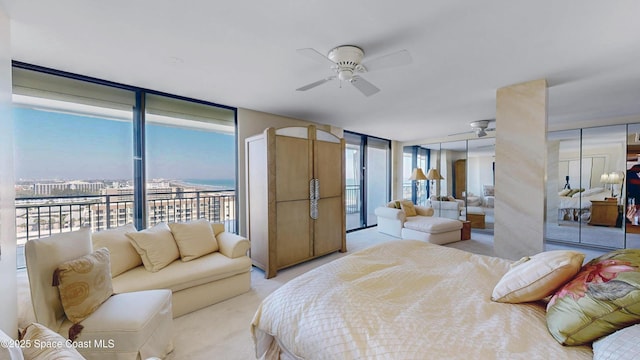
(546, 249, 640, 345)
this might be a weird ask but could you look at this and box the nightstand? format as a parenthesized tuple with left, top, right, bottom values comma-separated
(589, 199, 618, 227)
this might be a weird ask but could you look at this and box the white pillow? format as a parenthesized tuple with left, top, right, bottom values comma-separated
(491, 250, 585, 303)
(126, 222, 180, 272)
(593, 324, 640, 360)
(21, 323, 84, 359)
(0, 328, 24, 360)
(92, 223, 142, 277)
(579, 187, 605, 197)
(169, 219, 219, 261)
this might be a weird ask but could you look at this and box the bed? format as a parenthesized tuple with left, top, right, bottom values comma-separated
(557, 187, 608, 221)
(251, 240, 593, 359)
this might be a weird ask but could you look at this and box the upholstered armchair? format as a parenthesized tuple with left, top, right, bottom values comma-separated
(25, 227, 174, 360)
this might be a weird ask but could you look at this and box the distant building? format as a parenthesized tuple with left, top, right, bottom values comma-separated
(34, 180, 105, 195)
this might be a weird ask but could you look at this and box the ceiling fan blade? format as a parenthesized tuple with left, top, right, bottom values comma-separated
(362, 49, 412, 72)
(296, 48, 335, 66)
(296, 77, 335, 92)
(350, 76, 380, 97)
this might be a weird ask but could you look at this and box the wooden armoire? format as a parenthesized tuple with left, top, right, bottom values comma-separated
(245, 125, 346, 278)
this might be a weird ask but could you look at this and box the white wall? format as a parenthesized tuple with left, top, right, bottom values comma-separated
(467, 155, 494, 196)
(236, 108, 341, 236)
(0, 5, 17, 336)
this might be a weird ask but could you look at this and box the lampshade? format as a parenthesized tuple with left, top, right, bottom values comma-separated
(409, 168, 428, 181)
(602, 172, 622, 184)
(426, 168, 444, 181)
(608, 172, 621, 184)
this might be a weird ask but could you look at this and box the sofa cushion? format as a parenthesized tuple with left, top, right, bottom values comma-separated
(55, 248, 114, 324)
(92, 223, 142, 277)
(21, 323, 84, 360)
(126, 222, 180, 272)
(169, 219, 219, 261)
(112, 251, 251, 294)
(400, 200, 417, 217)
(403, 216, 462, 234)
(24, 227, 93, 331)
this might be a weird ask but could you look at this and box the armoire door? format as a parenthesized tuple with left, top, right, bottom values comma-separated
(275, 134, 313, 265)
(313, 138, 345, 255)
(455, 159, 466, 199)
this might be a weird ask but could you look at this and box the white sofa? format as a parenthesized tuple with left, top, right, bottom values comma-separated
(24, 220, 251, 359)
(427, 196, 465, 219)
(375, 200, 463, 245)
(95, 221, 252, 318)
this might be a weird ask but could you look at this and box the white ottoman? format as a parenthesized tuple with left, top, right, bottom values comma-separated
(401, 216, 463, 245)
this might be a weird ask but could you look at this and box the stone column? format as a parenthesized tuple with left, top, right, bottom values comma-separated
(494, 79, 547, 259)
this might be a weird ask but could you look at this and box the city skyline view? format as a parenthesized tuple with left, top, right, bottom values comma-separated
(13, 107, 236, 183)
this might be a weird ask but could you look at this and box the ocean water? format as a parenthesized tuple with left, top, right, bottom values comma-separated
(181, 179, 235, 190)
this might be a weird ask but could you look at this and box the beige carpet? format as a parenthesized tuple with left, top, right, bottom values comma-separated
(17, 227, 495, 360)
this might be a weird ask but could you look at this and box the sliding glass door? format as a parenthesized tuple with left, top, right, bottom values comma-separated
(344, 132, 390, 231)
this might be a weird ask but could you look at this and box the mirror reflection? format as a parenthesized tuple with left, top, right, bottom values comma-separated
(546, 125, 626, 249)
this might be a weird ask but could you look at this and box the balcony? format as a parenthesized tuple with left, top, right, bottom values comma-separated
(15, 190, 236, 268)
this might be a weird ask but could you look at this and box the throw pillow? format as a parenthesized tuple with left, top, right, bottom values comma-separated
(546, 249, 640, 345)
(400, 200, 417, 217)
(491, 250, 585, 303)
(169, 218, 219, 261)
(482, 185, 495, 196)
(126, 222, 180, 272)
(20, 323, 85, 360)
(593, 324, 640, 360)
(54, 247, 113, 324)
(91, 223, 142, 277)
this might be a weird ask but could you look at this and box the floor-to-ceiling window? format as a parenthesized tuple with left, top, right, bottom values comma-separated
(144, 94, 236, 231)
(12, 63, 237, 267)
(344, 132, 390, 231)
(403, 146, 429, 205)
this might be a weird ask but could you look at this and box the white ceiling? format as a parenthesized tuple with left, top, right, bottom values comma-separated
(3, 0, 640, 142)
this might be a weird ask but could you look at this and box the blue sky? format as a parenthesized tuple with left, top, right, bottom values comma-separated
(13, 108, 236, 181)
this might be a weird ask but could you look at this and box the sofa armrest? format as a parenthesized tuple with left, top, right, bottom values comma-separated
(374, 206, 406, 221)
(216, 232, 250, 259)
(415, 206, 434, 216)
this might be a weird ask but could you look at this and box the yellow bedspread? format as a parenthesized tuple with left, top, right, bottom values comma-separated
(251, 240, 593, 359)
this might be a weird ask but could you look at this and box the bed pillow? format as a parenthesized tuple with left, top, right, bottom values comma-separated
(581, 187, 605, 197)
(169, 218, 219, 261)
(54, 247, 113, 324)
(546, 249, 640, 345)
(558, 189, 571, 196)
(92, 223, 142, 277)
(491, 250, 585, 303)
(126, 222, 179, 272)
(21, 323, 85, 359)
(593, 324, 640, 360)
(400, 200, 417, 217)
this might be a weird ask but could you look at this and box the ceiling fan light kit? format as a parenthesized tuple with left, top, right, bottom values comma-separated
(296, 45, 411, 97)
(448, 119, 496, 138)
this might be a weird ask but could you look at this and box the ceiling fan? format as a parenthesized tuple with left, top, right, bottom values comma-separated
(449, 120, 496, 137)
(295, 45, 412, 97)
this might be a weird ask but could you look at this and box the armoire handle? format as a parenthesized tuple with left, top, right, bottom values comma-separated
(310, 179, 319, 219)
